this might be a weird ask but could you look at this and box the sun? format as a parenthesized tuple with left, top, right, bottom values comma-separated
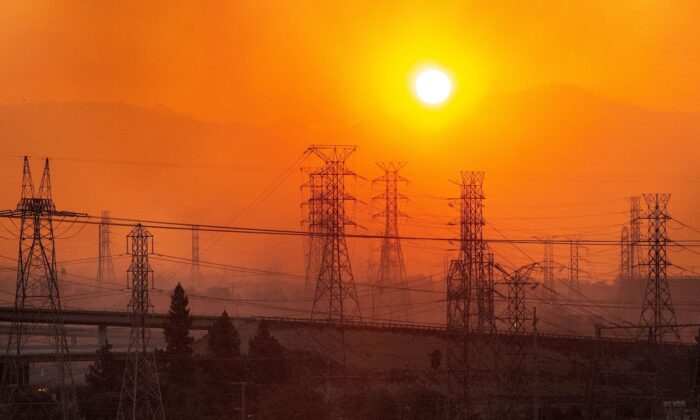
(414, 68, 452, 106)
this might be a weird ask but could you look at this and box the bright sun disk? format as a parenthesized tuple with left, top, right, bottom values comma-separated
(414, 68, 452, 105)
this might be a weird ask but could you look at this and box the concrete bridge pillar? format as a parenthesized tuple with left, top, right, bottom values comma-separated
(98, 324, 107, 347)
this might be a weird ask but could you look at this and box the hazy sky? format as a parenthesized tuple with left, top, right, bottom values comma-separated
(2, 2, 700, 319)
(1, 1, 700, 127)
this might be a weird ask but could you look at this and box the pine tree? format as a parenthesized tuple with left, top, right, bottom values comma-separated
(163, 283, 194, 383)
(85, 340, 120, 393)
(164, 283, 194, 356)
(204, 310, 243, 411)
(208, 310, 241, 358)
(248, 320, 287, 384)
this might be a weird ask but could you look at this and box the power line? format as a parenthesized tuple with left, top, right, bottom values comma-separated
(7, 212, 700, 247)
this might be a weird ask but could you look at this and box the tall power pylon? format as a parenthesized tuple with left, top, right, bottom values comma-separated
(446, 259, 470, 419)
(499, 263, 538, 335)
(190, 225, 200, 288)
(373, 162, 410, 322)
(639, 193, 680, 343)
(499, 263, 538, 408)
(629, 195, 644, 281)
(98, 210, 117, 288)
(301, 167, 326, 301)
(620, 226, 632, 280)
(568, 236, 581, 300)
(456, 171, 493, 332)
(308, 145, 361, 321)
(117, 224, 165, 420)
(543, 238, 555, 302)
(445, 171, 494, 419)
(0, 157, 80, 419)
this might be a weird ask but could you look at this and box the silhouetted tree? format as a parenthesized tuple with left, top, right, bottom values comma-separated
(204, 310, 243, 395)
(163, 283, 193, 383)
(85, 340, 120, 393)
(80, 340, 121, 419)
(248, 320, 286, 384)
(208, 310, 240, 357)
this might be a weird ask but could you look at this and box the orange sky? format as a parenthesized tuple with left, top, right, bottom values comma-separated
(1, 2, 700, 324)
(2, 1, 700, 126)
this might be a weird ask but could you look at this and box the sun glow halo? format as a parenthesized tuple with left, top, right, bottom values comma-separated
(414, 68, 452, 106)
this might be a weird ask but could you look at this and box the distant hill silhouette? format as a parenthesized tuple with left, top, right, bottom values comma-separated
(1, 83, 698, 236)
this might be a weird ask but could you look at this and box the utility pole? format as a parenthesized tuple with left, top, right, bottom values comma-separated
(98, 210, 116, 288)
(117, 224, 166, 420)
(233, 382, 248, 420)
(0, 157, 81, 420)
(639, 193, 680, 343)
(373, 162, 410, 322)
(191, 225, 200, 289)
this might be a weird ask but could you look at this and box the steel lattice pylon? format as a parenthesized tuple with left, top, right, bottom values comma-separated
(190, 225, 200, 288)
(446, 259, 470, 420)
(629, 195, 644, 282)
(496, 262, 538, 417)
(301, 166, 326, 301)
(0, 157, 80, 419)
(373, 162, 410, 322)
(620, 226, 632, 280)
(98, 210, 117, 288)
(117, 224, 165, 420)
(639, 193, 680, 343)
(445, 171, 494, 419)
(568, 236, 581, 300)
(308, 145, 361, 322)
(455, 171, 494, 332)
(543, 238, 555, 302)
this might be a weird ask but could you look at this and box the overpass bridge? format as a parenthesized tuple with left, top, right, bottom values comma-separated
(0, 307, 691, 366)
(0, 306, 617, 345)
(0, 307, 445, 347)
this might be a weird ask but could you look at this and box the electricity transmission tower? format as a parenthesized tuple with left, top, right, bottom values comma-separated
(491, 262, 538, 418)
(117, 224, 166, 420)
(629, 195, 644, 281)
(543, 238, 555, 302)
(639, 193, 680, 343)
(0, 157, 80, 419)
(499, 263, 538, 335)
(456, 171, 493, 331)
(308, 145, 361, 321)
(98, 210, 117, 288)
(446, 259, 470, 419)
(301, 167, 325, 301)
(620, 226, 632, 280)
(445, 171, 494, 419)
(568, 236, 580, 300)
(373, 162, 410, 322)
(190, 225, 200, 288)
